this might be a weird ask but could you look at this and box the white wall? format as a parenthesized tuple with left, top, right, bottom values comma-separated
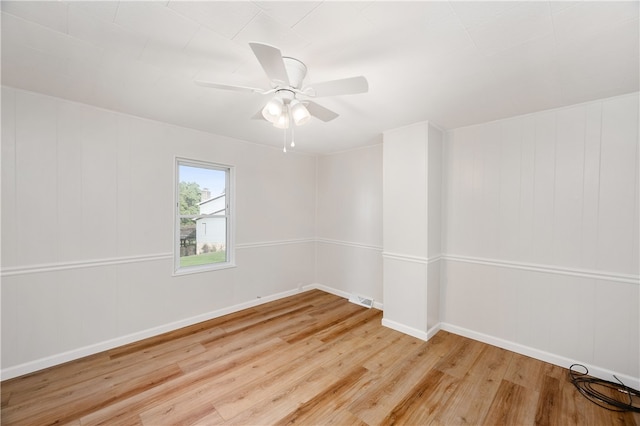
(382, 122, 443, 339)
(3, 85, 638, 387)
(427, 124, 443, 330)
(1, 87, 317, 378)
(442, 92, 639, 382)
(315, 145, 383, 304)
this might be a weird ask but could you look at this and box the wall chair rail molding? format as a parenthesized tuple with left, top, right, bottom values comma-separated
(382, 252, 442, 265)
(443, 254, 640, 285)
(0, 253, 173, 277)
(316, 238, 382, 252)
(1, 239, 319, 277)
(236, 238, 316, 250)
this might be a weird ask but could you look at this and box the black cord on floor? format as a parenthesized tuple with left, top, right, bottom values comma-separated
(569, 364, 640, 413)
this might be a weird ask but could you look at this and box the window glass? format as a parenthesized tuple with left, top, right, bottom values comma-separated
(175, 159, 233, 274)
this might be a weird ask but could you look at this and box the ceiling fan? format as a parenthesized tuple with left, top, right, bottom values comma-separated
(195, 42, 368, 129)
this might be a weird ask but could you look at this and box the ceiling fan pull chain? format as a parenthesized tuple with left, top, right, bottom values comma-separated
(291, 127, 296, 148)
(283, 128, 287, 153)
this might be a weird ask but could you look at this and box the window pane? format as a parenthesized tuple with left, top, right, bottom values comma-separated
(178, 165, 226, 216)
(178, 163, 228, 270)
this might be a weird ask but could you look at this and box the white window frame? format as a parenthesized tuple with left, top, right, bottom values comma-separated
(174, 157, 235, 275)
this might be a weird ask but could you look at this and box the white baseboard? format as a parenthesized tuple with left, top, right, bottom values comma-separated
(440, 322, 640, 391)
(1, 287, 305, 381)
(304, 283, 383, 310)
(381, 318, 441, 341)
(303, 283, 350, 299)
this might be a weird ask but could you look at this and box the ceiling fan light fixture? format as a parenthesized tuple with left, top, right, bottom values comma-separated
(262, 96, 284, 123)
(273, 105, 290, 129)
(290, 100, 311, 126)
(196, 42, 370, 135)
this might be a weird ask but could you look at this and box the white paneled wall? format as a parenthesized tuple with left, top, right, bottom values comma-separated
(445, 93, 639, 274)
(2, 85, 638, 386)
(315, 145, 383, 303)
(442, 92, 639, 381)
(1, 87, 316, 378)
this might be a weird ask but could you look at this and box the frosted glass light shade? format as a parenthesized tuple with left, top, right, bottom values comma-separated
(262, 97, 284, 123)
(273, 105, 290, 129)
(290, 100, 310, 125)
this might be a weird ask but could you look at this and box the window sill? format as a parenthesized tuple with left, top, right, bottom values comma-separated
(173, 262, 237, 277)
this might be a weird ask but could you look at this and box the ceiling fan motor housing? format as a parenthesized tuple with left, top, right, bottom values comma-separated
(282, 57, 307, 89)
(275, 89, 295, 102)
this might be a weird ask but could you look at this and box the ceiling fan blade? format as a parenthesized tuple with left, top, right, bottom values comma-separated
(307, 76, 368, 97)
(195, 80, 266, 94)
(305, 101, 339, 122)
(249, 42, 290, 86)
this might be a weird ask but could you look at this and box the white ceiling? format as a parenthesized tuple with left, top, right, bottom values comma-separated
(2, 1, 638, 154)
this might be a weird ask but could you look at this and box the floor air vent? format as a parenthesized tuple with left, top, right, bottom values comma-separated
(349, 294, 374, 309)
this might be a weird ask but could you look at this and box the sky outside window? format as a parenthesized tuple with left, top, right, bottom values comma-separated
(179, 165, 225, 196)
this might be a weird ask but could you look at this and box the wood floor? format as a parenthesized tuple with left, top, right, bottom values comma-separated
(2, 289, 638, 425)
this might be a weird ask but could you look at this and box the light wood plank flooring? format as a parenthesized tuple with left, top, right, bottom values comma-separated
(2, 289, 638, 425)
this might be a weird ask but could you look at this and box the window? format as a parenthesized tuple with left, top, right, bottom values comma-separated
(175, 158, 234, 274)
